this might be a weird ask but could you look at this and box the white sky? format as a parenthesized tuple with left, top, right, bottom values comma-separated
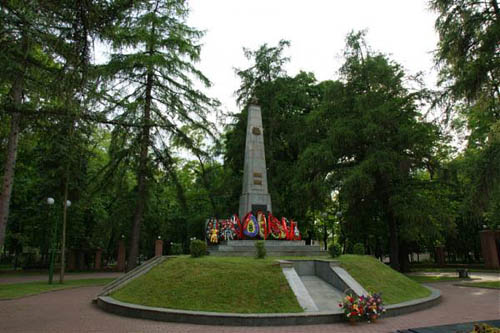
(187, 0, 440, 121)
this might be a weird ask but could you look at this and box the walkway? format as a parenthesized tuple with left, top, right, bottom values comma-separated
(0, 282, 498, 332)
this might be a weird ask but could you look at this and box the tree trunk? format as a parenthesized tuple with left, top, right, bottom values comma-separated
(0, 113, 21, 248)
(196, 154, 218, 218)
(0, 37, 29, 248)
(323, 224, 328, 251)
(388, 211, 400, 271)
(398, 240, 410, 273)
(127, 71, 153, 271)
(59, 173, 70, 283)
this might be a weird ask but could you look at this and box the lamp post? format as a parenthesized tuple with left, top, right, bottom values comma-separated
(59, 199, 71, 283)
(336, 211, 344, 254)
(321, 212, 328, 251)
(46, 197, 56, 284)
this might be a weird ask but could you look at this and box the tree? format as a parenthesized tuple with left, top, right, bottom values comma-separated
(431, 0, 499, 122)
(99, 0, 216, 270)
(300, 32, 446, 271)
(431, 0, 500, 232)
(235, 40, 290, 106)
(0, 0, 131, 249)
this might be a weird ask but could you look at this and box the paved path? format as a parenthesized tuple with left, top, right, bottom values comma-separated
(0, 272, 124, 284)
(0, 282, 498, 332)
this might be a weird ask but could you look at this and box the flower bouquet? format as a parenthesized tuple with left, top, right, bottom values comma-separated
(339, 294, 365, 323)
(364, 293, 386, 322)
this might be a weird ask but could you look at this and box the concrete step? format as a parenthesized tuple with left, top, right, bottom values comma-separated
(208, 240, 326, 257)
(212, 246, 322, 252)
(208, 250, 327, 257)
(223, 240, 306, 247)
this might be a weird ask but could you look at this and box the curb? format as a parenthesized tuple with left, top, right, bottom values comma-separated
(95, 285, 441, 326)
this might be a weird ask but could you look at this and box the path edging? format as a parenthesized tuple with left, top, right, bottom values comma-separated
(96, 285, 440, 326)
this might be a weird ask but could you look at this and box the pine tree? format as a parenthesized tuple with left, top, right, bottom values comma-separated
(99, 0, 216, 270)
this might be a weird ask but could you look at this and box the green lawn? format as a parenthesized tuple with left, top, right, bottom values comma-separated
(337, 255, 431, 304)
(406, 275, 463, 283)
(410, 267, 499, 273)
(458, 281, 500, 289)
(0, 278, 115, 299)
(111, 256, 303, 313)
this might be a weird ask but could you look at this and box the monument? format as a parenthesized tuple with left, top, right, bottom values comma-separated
(238, 99, 272, 220)
(205, 99, 324, 255)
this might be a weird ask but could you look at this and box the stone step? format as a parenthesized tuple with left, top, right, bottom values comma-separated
(208, 250, 327, 257)
(223, 240, 306, 247)
(208, 240, 326, 257)
(212, 246, 322, 252)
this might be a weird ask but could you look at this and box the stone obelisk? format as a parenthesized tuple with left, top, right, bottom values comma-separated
(239, 99, 272, 220)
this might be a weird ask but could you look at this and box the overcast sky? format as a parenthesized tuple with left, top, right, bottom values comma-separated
(187, 0, 440, 122)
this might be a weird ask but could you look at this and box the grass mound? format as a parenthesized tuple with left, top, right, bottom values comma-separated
(337, 255, 431, 304)
(111, 256, 302, 313)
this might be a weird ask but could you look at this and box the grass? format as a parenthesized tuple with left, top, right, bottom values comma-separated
(457, 281, 500, 289)
(410, 267, 500, 273)
(337, 255, 431, 304)
(111, 256, 303, 313)
(0, 278, 115, 300)
(406, 275, 463, 283)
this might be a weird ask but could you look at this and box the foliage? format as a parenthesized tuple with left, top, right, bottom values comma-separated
(472, 323, 500, 333)
(255, 240, 266, 259)
(1, 6, 495, 275)
(299, 31, 447, 271)
(235, 39, 290, 106)
(430, 0, 499, 142)
(97, 0, 217, 269)
(170, 243, 184, 255)
(353, 243, 365, 255)
(431, 0, 500, 238)
(111, 256, 303, 313)
(328, 242, 342, 258)
(189, 239, 206, 258)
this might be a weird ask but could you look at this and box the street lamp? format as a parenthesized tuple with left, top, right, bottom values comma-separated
(59, 200, 71, 284)
(321, 212, 328, 251)
(46, 197, 56, 284)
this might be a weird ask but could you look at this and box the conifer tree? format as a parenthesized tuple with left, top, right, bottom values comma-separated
(99, 0, 216, 270)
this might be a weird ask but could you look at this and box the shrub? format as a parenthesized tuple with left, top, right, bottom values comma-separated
(473, 323, 500, 333)
(353, 243, 365, 255)
(170, 243, 184, 255)
(255, 240, 266, 259)
(328, 242, 342, 258)
(189, 240, 207, 258)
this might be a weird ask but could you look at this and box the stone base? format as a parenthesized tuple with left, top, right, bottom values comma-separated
(208, 240, 326, 257)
